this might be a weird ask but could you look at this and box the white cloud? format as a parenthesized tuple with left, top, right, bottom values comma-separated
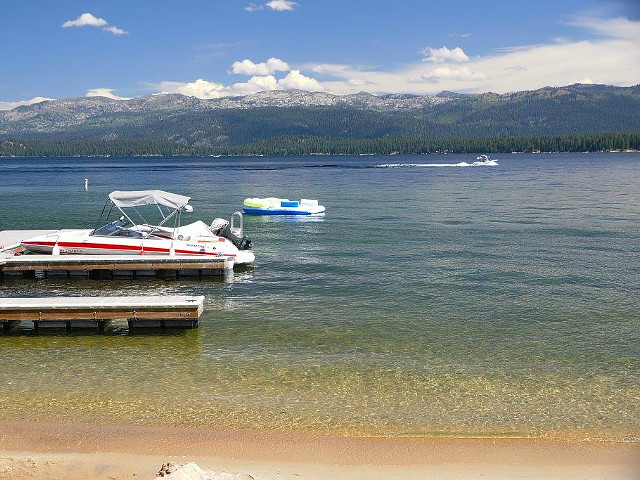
(266, 0, 298, 11)
(62, 12, 127, 35)
(244, 0, 298, 11)
(309, 15, 640, 95)
(175, 79, 228, 99)
(420, 46, 469, 63)
(62, 13, 107, 28)
(567, 15, 640, 40)
(347, 78, 375, 87)
(85, 88, 130, 100)
(153, 67, 324, 99)
(504, 65, 528, 72)
(144, 15, 640, 99)
(229, 75, 279, 95)
(278, 69, 323, 91)
(410, 67, 486, 83)
(0, 96, 54, 111)
(231, 57, 290, 75)
(103, 25, 128, 35)
(309, 63, 353, 75)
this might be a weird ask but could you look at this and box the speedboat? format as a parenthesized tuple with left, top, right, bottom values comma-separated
(472, 154, 498, 166)
(243, 198, 325, 215)
(21, 190, 255, 264)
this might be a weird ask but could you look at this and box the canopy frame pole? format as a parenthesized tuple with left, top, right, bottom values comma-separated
(115, 204, 136, 227)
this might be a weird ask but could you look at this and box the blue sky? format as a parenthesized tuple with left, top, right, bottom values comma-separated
(1, 0, 639, 108)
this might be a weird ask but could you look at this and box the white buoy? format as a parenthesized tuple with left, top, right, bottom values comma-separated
(84, 178, 88, 191)
(52, 242, 60, 256)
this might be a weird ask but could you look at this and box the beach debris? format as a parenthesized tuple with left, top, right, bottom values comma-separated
(157, 462, 178, 477)
(155, 462, 260, 480)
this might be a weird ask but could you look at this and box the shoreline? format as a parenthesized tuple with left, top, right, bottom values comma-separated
(0, 420, 638, 479)
(1, 149, 639, 159)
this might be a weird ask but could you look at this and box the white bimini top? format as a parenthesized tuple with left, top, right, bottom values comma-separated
(108, 190, 191, 210)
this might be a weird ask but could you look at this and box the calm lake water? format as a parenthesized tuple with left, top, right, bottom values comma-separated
(0, 153, 638, 439)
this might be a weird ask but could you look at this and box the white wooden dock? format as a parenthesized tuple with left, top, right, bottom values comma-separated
(0, 295, 205, 330)
(0, 254, 231, 278)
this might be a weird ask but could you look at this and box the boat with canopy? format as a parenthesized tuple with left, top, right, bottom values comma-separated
(21, 190, 255, 264)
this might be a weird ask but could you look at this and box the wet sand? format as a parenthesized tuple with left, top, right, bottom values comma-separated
(0, 420, 638, 479)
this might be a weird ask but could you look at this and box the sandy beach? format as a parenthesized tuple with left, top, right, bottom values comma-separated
(0, 420, 638, 479)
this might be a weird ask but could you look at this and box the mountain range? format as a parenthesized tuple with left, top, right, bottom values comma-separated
(1, 84, 639, 147)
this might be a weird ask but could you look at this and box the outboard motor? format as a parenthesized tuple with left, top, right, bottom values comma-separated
(210, 215, 252, 250)
(210, 218, 229, 236)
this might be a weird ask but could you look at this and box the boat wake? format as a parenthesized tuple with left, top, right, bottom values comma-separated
(375, 161, 498, 168)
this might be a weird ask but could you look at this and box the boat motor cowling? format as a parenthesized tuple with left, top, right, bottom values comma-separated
(210, 218, 252, 251)
(210, 218, 229, 236)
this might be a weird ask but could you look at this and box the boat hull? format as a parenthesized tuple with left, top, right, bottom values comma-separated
(20, 230, 255, 264)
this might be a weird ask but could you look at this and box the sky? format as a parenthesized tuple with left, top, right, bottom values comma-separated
(1, 0, 639, 109)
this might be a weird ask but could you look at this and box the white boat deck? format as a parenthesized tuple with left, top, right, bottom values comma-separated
(0, 230, 56, 253)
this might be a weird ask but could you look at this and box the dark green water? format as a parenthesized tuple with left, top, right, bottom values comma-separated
(0, 153, 638, 439)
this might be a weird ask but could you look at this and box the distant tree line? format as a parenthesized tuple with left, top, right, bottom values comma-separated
(1, 132, 639, 157)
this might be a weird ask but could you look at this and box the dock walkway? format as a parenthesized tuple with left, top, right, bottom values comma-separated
(0, 295, 205, 330)
(0, 254, 231, 278)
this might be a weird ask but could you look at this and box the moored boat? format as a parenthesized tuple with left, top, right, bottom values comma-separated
(243, 198, 325, 215)
(21, 190, 255, 264)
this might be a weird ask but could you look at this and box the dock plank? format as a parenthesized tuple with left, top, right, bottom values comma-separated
(0, 254, 229, 277)
(0, 296, 204, 325)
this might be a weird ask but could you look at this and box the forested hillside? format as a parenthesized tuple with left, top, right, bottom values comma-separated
(1, 84, 639, 155)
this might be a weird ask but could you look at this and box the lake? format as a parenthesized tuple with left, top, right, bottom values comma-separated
(0, 152, 638, 439)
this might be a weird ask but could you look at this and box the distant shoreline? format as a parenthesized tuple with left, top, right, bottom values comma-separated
(1, 149, 640, 159)
(2, 132, 639, 158)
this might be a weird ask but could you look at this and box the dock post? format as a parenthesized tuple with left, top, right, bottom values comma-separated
(1, 321, 17, 332)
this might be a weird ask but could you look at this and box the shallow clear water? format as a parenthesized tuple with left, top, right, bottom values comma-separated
(0, 153, 638, 439)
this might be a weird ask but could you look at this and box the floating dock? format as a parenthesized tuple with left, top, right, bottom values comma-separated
(0, 296, 205, 330)
(0, 254, 232, 278)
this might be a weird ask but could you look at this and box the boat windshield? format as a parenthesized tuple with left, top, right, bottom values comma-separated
(92, 219, 128, 236)
(91, 219, 158, 238)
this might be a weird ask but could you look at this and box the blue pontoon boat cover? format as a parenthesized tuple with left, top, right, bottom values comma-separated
(108, 190, 191, 210)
